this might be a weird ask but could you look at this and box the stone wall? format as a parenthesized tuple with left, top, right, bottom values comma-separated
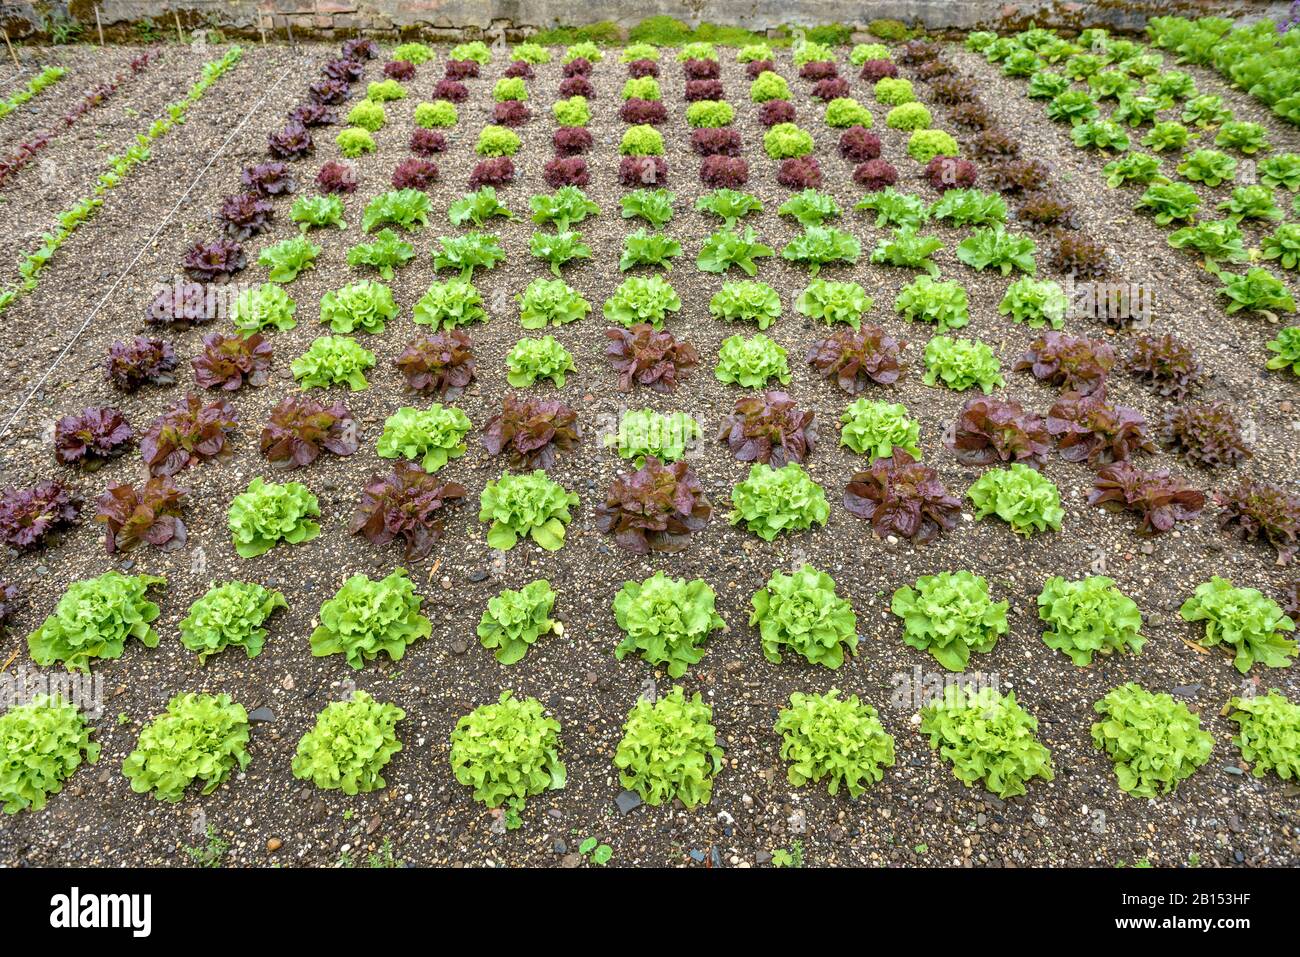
(2, 0, 1290, 41)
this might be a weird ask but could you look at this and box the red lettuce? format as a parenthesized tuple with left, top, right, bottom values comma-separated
(684, 59, 721, 80)
(812, 77, 851, 101)
(350, 462, 466, 561)
(620, 156, 668, 187)
(563, 58, 592, 76)
(800, 61, 838, 81)
(1216, 478, 1300, 565)
(0, 481, 80, 550)
(1014, 331, 1115, 396)
(308, 78, 349, 104)
(605, 324, 698, 392)
(241, 162, 295, 197)
(806, 326, 906, 393)
(316, 160, 358, 194)
(594, 457, 711, 554)
(396, 330, 477, 398)
(700, 155, 748, 187)
(620, 98, 668, 124)
(267, 121, 313, 159)
(410, 129, 447, 155)
(690, 127, 742, 156)
(392, 157, 439, 190)
(843, 452, 960, 545)
(839, 126, 881, 162)
(948, 397, 1050, 467)
(218, 192, 274, 241)
(481, 395, 581, 471)
(93, 477, 187, 555)
(559, 76, 594, 98)
(1159, 402, 1252, 469)
(545, 157, 590, 188)
(778, 157, 823, 189)
(1089, 462, 1206, 535)
(627, 59, 658, 78)
(433, 79, 468, 102)
(758, 100, 796, 127)
(554, 127, 593, 155)
(470, 158, 515, 188)
(287, 102, 338, 127)
(493, 101, 531, 127)
(147, 280, 217, 327)
(717, 391, 817, 467)
(383, 60, 416, 80)
(504, 60, 535, 79)
(191, 331, 273, 391)
(105, 336, 177, 391)
(140, 394, 238, 476)
(1125, 333, 1203, 401)
(260, 395, 358, 469)
(685, 79, 725, 101)
(924, 156, 978, 191)
(444, 59, 479, 79)
(860, 60, 898, 81)
(853, 159, 897, 189)
(1047, 392, 1154, 467)
(54, 407, 132, 466)
(182, 239, 246, 282)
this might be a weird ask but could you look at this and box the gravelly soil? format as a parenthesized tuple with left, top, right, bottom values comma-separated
(0, 38, 1296, 870)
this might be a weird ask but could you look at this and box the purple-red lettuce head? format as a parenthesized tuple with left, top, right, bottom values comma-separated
(54, 407, 132, 467)
(260, 394, 359, 469)
(94, 477, 187, 555)
(717, 391, 817, 468)
(481, 394, 581, 471)
(594, 457, 711, 554)
(349, 462, 467, 561)
(843, 452, 960, 545)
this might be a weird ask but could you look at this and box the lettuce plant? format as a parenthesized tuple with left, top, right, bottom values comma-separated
(362, 189, 430, 233)
(1167, 219, 1249, 266)
(622, 76, 662, 101)
(874, 77, 915, 105)
(696, 189, 763, 228)
(998, 276, 1067, 329)
(1089, 461, 1205, 535)
(432, 233, 506, 281)
(315, 160, 358, 193)
(855, 187, 928, 229)
(552, 95, 589, 127)
(1228, 692, 1300, 781)
(346, 98, 386, 132)
(806, 326, 905, 393)
(123, 693, 249, 802)
(729, 462, 829, 541)
(923, 336, 1004, 393)
(319, 280, 398, 335)
(894, 276, 969, 331)
(869, 228, 944, 276)
(477, 580, 558, 665)
(179, 581, 287, 663)
(1016, 332, 1115, 397)
(1071, 119, 1131, 151)
(1046, 89, 1100, 124)
(751, 565, 857, 669)
(1037, 576, 1144, 666)
(930, 189, 1007, 227)
(697, 227, 775, 276)
(530, 185, 599, 231)
(1091, 683, 1212, 797)
(892, 571, 1007, 671)
(613, 572, 725, 676)
(606, 409, 700, 466)
(292, 336, 376, 391)
(227, 477, 320, 558)
(479, 470, 578, 551)
(310, 568, 431, 669)
(377, 404, 472, 472)
(751, 70, 790, 102)
(54, 407, 132, 467)
(231, 282, 296, 334)
(1180, 577, 1297, 674)
(513, 277, 587, 329)
(530, 230, 591, 276)
(105, 336, 176, 391)
(967, 465, 1063, 537)
(921, 687, 1054, 798)
(350, 462, 465, 561)
(907, 129, 958, 163)
(93, 477, 186, 555)
(0, 481, 80, 552)
(1176, 148, 1236, 187)
(336, 127, 376, 158)
(621, 229, 682, 271)
(1214, 120, 1268, 154)
(192, 331, 272, 391)
(345, 230, 414, 281)
(449, 187, 516, 228)
(715, 333, 790, 388)
(778, 189, 840, 228)
(1261, 224, 1300, 272)
(718, 391, 816, 468)
(26, 570, 161, 674)
(763, 122, 814, 159)
(450, 691, 566, 823)
(477, 125, 521, 158)
(595, 458, 711, 554)
(1219, 185, 1283, 223)
(775, 690, 894, 797)
(709, 280, 781, 329)
(507, 336, 574, 388)
(687, 100, 735, 128)
(794, 279, 871, 329)
(1142, 120, 1190, 151)
(839, 399, 920, 462)
(1217, 267, 1296, 317)
(414, 100, 458, 128)
(1136, 182, 1201, 225)
(614, 687, 721, 808)
(956, 226, 1037, 275)
(843, 452, 959, 545)
(414, 279, 487, 329)
(1259, 153, 1300, 192)
(621, 188, 675, 230)
(620, 124, 665, 157)
(140, 394, 237, 477)
(0, 696, 98, 814)
(1159, 401, 1251, 468)
(1126, 332, 1203, 400)
(781, 226, 861, 276)
(602, 276, 681, 328)
(292, 691, 405, 795)
(482, 395, 579, 470)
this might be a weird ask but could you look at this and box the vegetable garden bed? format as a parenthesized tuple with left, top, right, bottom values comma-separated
(0, 21, 1297, 869)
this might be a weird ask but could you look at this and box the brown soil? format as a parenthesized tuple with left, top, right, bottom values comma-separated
(0, 38, 1296, 869)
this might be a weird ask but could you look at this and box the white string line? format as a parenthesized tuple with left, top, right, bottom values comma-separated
(0, 58, 297, 442)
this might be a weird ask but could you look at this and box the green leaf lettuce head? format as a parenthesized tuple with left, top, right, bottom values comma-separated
(605, 408, 701, 465)
(775, 689, 895, 797)
(1091, 682, 1212, 797)
(602, 275, 681, 328)
(1179, 576, 1297, 674)
(1037, 575, 1144, 666)
(750, 564, 858, 669)
(310, 568, 432, 670)
(715, 333, 790, 388)
(920, 686, 1054, 798)
(291, 335, 376, 390)
(227, 476, 321, 559)
(507, 336, 576, 388)
(231, 282, 297, 334)
(414, 279, 487, 329)
(891, 570, 1008, 672)
(923, 335, 1004, 393)
(291, 691, 405, 794)
(614, 686, 722, 808)
(479, 470, 579, 551)
(258, 235, 320, 283)
(839, 398, 921, 461)
(28, 571, 165, 673)
(122, 692, 250, 802)
(319, 279, 399, 333)
(966, 463, 1063, 536)
(613, 572, 726, 677)
(709, 280, 781, 329)
(376, 404, 472, 472)
(178, 580, 288, 663)
(477, 579, 558, 665)
(517, 277, 590, 328)
(729, 462, 830, 541)
(450, 691, 566, 810)
(794, 278, 872, 329)
(1227, 691, 1300, 781)
(0, 696, 99, 814)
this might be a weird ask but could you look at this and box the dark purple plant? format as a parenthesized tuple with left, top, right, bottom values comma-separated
(395, 330, 476, 398)
(349, 462, 466, 561)
(559, 76, 594, 98)
(308, 77, 350, 105)
(1125, 333, 1202, 401)
(544, 157, 589, 188)
(554, 127, 594, 155)
(605, 324, 697, 392)
(839, 125, 881, 162)
(106, 337, 177, 392)
(800, 61, 838, 81)
(758, 99, 796, 127)
(685, 79, 724, 101)
(860, 59, 898, 81)
(410, 128, 447, 155)
(843, 452, 960, 545)
(627, 59, 658, 78)
(140, 394, 238, 477)
(182, 239, 246, 282)
(778, 157, 822, 189)
(563, 58, 592, 77)
(481, 395, 581, 471)
(620, 98, 668, 124)
(1089, 462, 1205, 535)
(700, 155, 748, 187)
(383, 60, 416, 80)
(1014, 331, 1115, 396)
(690, 127, 742, 156)
(146, 280, 217, 327)
(812, 77, 851, 101)
(433, 79, 468, 102)
(1159, 402, 1253, 469)
(288, 102, 338, 127)
(1047, 392, 1155, 467)
(94, 477, 187, 555)
(260, 395, 359, 469)
(619, 156, 668, 187)
(444, 59, 479, 79)
(717, 391, 817, 468)
(683, 58, 721, 80)
(392, 158, 439, 190)
(924, 156, 978, 191)
(493, 100, 531, 126)
(947, 397, 1050, 467)
(1217, 479, 1300, 564)
(267, 122, 313, 159)
(218, 192, 274, 241)
(191, 332, 273, 391)
(594, 458, 711, 554)
(469, 158, 516, 188)
(54, 407, 132, 467)
(806, 326, 906, 393)
(503, 60, 535, 79)
(0, 481, 80, 550)
(316, 160, 358, 194)
(241, 162, 295, 197)
(853, 159, 897, 189)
